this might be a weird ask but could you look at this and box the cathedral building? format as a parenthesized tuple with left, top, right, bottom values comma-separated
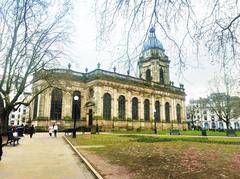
(31, 27, 186, 130)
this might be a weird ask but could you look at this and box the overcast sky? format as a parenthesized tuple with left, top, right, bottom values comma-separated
(63, 0, 222, 104)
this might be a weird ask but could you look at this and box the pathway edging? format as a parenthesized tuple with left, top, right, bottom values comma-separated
(63, 136, 104, 179)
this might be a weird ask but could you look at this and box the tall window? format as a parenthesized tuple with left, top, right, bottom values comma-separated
(165, 102, 170, 123)
(33, 95, 39, 120)
(103, 93, 111, 120)
(132, 97, 138, 120)
(155, 101, 160, 122)
(144, 99, 150, 121)
(50, 88, 63, 120)
(72, 91, 81, 120)
(160, 68, 164, 84)
(234, 122, 239, 130)
(118, 95, 125, 119)
(146, 69, 151, 81)
(176, 104, 181, 123)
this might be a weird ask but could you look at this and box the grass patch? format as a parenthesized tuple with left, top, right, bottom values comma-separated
(113, 129, 240, 136)
(68, 134, 240, 178)
(122, 135, 240, 145)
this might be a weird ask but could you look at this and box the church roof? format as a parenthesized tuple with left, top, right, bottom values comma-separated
(40, 69, 185, 96)
(143, 27, 163, 51)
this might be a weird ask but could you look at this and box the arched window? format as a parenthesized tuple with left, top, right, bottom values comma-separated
(72, 91, 81, 120)
(204, 122, 209, 129)
(176, 104, 181, 123)
(33, 95, 39, 120)
(144, 99, 150, 121)
(50, 88, 63, 120)
(234, 122, 239, 130)
(155, 101, 160, 122)
(219, 122, 224, 129)
(103, 93, 111, 120)
(212, 121, 216, 129)
(132, 97, 138, 120)
(160, 68, 164, 84)
(165, 102, 170, 123)
(146, 69, 151, 81)
(118, 95, 125, 119)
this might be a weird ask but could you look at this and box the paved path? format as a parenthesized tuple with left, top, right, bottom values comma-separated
(0, 133, 95, 179)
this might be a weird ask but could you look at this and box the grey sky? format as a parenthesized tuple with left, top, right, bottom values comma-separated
(63, 0, 221, 104)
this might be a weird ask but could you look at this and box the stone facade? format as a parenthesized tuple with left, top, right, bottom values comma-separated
(31, 27, 186, 130)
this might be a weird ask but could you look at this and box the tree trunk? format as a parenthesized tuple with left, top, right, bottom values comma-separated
(1, 110, 10, 134)
(226, 120, 229, 131)
(0, 110, 11, 161)
(0, 134, 2, 161)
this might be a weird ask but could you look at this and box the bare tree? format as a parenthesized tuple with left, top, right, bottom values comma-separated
(0, 0, 71, 134)
(194, 0, 240, 67)
(94, 0, 240, 72)
(207, 67, 240, 131)
(187, 105, 198, 129)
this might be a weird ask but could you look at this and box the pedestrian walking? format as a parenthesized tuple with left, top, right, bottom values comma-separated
(48, 125, 53, 137)
(53, 123, 58, 137)
(29, 125, 35, 138)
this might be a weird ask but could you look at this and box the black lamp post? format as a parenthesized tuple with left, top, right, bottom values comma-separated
(154, 109, 157, 134)
(72, 95, 79, 138)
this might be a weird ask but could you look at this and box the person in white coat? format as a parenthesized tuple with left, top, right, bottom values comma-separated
(48, 125, 53, 137)
(53, 123, 58, 137)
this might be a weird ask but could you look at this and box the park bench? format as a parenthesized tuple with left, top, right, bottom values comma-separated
(170, 129, 180, 135)
(6, 131, 20, 146)
(226, 129, 236, 137)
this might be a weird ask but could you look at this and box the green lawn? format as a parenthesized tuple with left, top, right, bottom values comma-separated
(112, 129, 240, 136)
(68, 134, 240, 178)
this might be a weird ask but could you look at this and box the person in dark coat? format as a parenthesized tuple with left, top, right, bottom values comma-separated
(29, 125, 35, 138)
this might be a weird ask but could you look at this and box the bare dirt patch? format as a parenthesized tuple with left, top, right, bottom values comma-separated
(79, 149, 135, 179)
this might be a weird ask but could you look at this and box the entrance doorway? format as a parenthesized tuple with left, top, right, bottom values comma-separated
(88, 109, 93, 126)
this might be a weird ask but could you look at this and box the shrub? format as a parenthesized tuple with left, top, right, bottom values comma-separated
(37, 116, 49, 121)
(63, 116, 72, 121)
(35, 126, 47, 132)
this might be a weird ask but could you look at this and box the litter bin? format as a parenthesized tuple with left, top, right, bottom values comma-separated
(201, 130, 207, 136)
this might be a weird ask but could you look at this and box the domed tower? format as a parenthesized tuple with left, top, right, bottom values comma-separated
(138, 27, 170, 85)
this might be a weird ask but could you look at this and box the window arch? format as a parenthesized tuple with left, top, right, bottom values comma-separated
(165, 102, 170, 123)
(234, 122, 239, 130)
(160, 68, 164, 84)
(33, 95, 39, 120)
(132, 97, 138, 120)
(50, 88, 63, 120)
(155, 101, 160, 122)
(146, 69, 151, 81)
(72, 91, 81, 120)
(103, 93, 111, 120)
(219, 122, 224, 129)
(118, 95, 125, 119)
(176, 104, 181, 123)
(204, 122, 209, 129)
(144, 99, 150, 121)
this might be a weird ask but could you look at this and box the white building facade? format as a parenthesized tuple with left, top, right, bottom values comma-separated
(187, 96, 240, 130)
(9, 92, 31, 126)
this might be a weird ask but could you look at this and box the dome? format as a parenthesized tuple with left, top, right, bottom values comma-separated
(143, 27, 163, 51)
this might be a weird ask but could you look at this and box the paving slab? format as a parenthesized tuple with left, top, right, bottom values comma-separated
(0, 133, 95, 179)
